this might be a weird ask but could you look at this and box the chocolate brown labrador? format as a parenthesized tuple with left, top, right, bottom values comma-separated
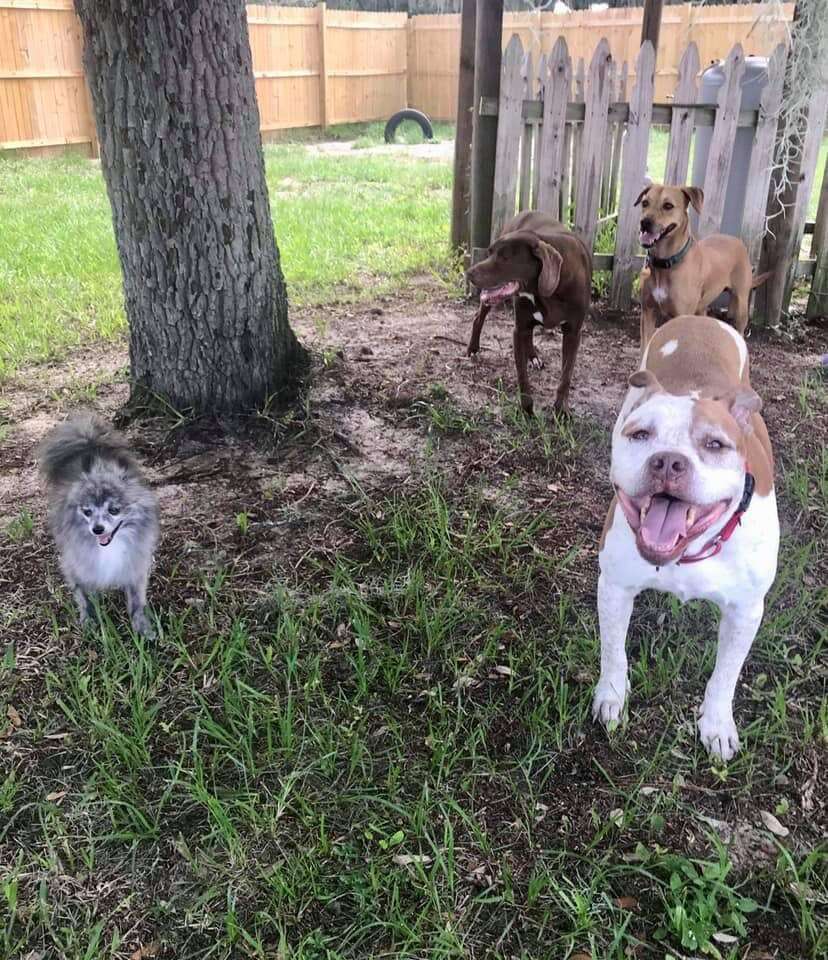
(466, 211, 592, 414)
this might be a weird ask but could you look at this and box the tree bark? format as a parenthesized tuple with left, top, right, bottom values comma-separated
(73, 0, 306, 415)
(450, 0, 476, 257)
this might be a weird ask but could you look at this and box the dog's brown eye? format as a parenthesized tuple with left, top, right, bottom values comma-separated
(631, 430, 649, 442)
(663, 202, 674, 211)
(641, 200, 649, 209)
(109, 505, 121, 516)
(705, 438, 726, 451)
(82, 508, 92, 517)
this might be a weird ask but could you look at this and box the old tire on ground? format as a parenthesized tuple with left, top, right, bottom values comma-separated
(383, 109, 434, 144)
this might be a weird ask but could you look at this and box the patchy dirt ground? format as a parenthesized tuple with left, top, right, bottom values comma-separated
(1, 292, 826, 958)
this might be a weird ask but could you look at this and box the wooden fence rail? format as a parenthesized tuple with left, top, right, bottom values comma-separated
(485, 34, 826, 313)
(1, 1, 795, 155)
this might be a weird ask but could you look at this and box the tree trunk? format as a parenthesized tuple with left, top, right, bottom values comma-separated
(74, 0, 306, 414)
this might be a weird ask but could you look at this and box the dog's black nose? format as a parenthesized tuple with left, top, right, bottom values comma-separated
(640, 217, 653, 232)
(648, 451, 689, 481)
(92, 524, 104, 535)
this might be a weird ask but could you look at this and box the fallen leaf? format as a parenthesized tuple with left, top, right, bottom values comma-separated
(492, 665, 512, 677)
(613, 896, 639, 910)
(392, 853, 432, 867)
(760, 810, 789, 837)
(608, 808, 624, 828)
(46, 790, 67, 803)
(7, 705, 22, 727)
(130, 944, 160, 960)
(712, 932, 739, 945)
(571, 953, 592, 960)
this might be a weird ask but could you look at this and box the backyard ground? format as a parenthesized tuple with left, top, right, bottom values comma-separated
(1, 129, 826, 960)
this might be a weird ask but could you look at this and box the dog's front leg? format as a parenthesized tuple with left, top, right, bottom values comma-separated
(553, 318, 582, 413)
(125, 572, 155, 640)
(513, 309, 535, 414)
(639, 305, 657, 356)
(592, 574, 636, 726)
(71, 584, 94, 628)
(698, 601, 763, 761)
(467, 302, 491, 356)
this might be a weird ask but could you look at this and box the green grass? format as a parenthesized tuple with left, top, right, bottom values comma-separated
(0, 137, 454, 381)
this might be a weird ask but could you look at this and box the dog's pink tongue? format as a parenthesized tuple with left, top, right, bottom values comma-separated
(641, 496, 689, 548)
(481, 281, 519, 304)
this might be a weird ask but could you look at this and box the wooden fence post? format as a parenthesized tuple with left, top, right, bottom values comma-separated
(518, 50, 534, 211)
(450, 0, 476, 254)
(569, 57, 585, 224)
(574, 39, 612, 251)
(739, 43, 786, 267)
(664, 42, 699, 185)
(490, 35, 524, 240)
(318, 2, 328, 130)
(807, 152, 828, 318)
(536, 37, 571, 217)
(610, 41, 656, 310)
(531, 53, 546, 208)
(607, 60, 627, 213)
(698, 43, 745, 238)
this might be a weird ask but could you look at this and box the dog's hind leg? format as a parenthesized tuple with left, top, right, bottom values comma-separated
(125, 571, 155, 640)
(727, 286, 749, 335)
(467, 302, 491, 356)
(553, 317, 582, 413)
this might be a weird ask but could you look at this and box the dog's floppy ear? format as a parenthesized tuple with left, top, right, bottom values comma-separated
(633, 185, 651, 207)
(629, 369, 662, 392)
(681, 186, 704, 213)
(533, 241, 563, 298)
(718, 387, 762, 433)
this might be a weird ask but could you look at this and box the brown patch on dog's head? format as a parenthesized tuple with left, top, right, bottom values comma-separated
(637, 183, 698, 251)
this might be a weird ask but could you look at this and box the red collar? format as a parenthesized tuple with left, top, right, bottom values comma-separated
(678, 471, 755, 565)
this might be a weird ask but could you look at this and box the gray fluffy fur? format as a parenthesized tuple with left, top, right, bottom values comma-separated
(37, 413, 159, 638)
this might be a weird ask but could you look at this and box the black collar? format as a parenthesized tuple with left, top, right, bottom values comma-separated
(647, 236, 693, 270)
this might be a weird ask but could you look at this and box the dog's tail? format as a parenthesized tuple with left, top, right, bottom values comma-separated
(751, 270, 772, 290)
(37, 413, 135, 485)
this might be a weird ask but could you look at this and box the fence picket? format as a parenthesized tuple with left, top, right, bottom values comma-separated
(607, 60, 628, 215)
(740, 43, 785, 267)
(698, 43, 745, 237)
(600, 59, 618, 213)
(782, 85, 828, 310)
(569, 57, 585, 223)
(532, 53, 547, 207)
(664, 41, 699, 185)
(536, 37, 571, 217)
(491, 34, 525, 240)
(518, 50, 534, 210)
(610, 41, 656, 309)
(574, 39, 612, 249)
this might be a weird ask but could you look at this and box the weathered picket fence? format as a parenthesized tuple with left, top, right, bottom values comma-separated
(485, 35, 828, 314)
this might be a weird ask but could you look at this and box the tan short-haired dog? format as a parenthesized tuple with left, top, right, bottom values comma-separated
(637, 184, 769, 352)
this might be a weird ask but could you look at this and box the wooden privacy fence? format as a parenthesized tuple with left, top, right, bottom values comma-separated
(487, 34, 828, 313)
(1, 0, 796, 155)
(0, 0, 407, 154)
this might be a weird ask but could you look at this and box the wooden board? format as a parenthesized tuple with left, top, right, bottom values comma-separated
(518, 50, 533, 211)
(536, 36, 571, 217)
(574, 39, 612, 249)
(663, 41, 699, 185)
(569, 57, 585, 224)
(607, 59, 628, 213)
(531, 53, 546, 207)
(698, 42, 745, 238)
(610, 40, 656, 309)
(490, 34, 525, 240)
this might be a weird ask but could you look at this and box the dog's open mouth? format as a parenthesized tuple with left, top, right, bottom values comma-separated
(480, 280, 520, 306)
(639, 223, 675, 249)
(96, 522, 122, 547)
(616, 490, 729, 564)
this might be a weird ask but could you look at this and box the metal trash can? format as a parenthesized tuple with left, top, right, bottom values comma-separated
(691, 56, 770, 237)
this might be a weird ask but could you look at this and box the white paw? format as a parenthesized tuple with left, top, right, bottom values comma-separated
(592, 681, 626, 727)
(698, 707, 740, 762)
(131, 612, 156, 641)
(530, 355, 544, 370)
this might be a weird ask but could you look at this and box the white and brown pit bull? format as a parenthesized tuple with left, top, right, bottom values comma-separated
(594, 315, 779, 760)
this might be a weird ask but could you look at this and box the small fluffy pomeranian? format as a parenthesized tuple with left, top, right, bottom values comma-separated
(37, 413, 159, 638)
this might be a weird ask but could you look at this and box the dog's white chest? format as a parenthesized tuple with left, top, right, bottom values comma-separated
(651, 285, 669, 305)
(85, 538, 132, 590)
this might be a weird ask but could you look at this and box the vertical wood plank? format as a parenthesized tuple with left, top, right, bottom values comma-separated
(568, 57, 585, 223)
(739, 43, 785, 267)
(664, 41, 699, 185)
(607, 59, 628, 214)
(531, 52, 546, 208)
(490, 34, 524, 240)
(698, 43, 745, 238)
(536, 36, 571, 217)
(574, 38, 612, 250)
(807, 152, 828, 317)
(600, 58, 617, 213)
(318, 3, 328, 129)
(450, 0, 476, 253)
(783, 85, 828, 312)
(518, 49, 533, 211)
(610, 40, 656, 309)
